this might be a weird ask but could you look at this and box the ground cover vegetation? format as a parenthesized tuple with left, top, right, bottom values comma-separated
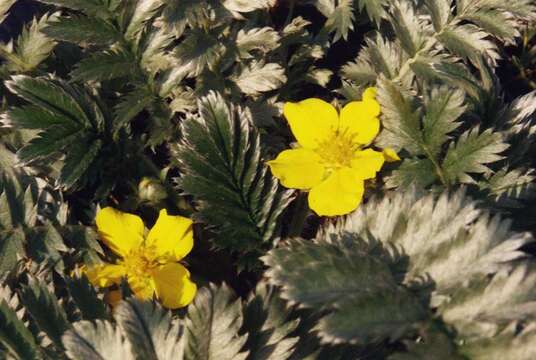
(0, 0, 535, 358)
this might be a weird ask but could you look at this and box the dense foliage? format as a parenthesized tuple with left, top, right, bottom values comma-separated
(0, 0, 535, 358)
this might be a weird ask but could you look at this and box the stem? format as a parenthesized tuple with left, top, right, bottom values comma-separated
(422, 145, 449, 188)
(284, 0, 296, 28)
(287, 192, 309, 238)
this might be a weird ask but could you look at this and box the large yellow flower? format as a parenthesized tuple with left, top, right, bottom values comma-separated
(84, 207, 197, 309)
(268, 88, 398, 216)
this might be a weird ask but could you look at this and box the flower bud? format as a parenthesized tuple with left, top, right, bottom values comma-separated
(138, 177, 167, 203)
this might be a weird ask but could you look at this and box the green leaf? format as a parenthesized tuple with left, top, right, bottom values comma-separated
(222, 0, 275, 13)
(20, 280, 71, 350)
(318, 288, 426, 345)
(37, 0, 112, 19)
(115, 299, 184, 360)
(356, 0, 387, 25)
(389, 0, 425, 56)
(421, 86, 465, 156)
(5, 75, 108, 189)
(65, 276, 109, 321)
(385, 158, 438, 189)
(325, 0, 354, 42)
(184, 284, 248, 360)
(0, 299, 40, 360)
(0, 0, 16, 24)
(233, 62, 287, 96)
(124, 0, 164, 41)
(442, 128, 508, 184)
(236, 27, 280, 59)
(63, 320, 133, 360)
(173, 92, 292, 256)
(376, 77, 423, 155)
(43, 15, 121, 45)
(60, 138, 102, 188)
(173, 29, 223, 77)
(241, 283, 299, 360)
(5, 75, 91, 127)
(437, 24, 499, 64)
(276, 189, 534, 350)
(1, 13, 57, 73)
(0, 229, 25, 277)
(71, 49, 137, 82)
(263, 236, 424, 344)
(341, 36, 403, 84)
(113, 87, 155, 133)
(423, 0, 452, 31)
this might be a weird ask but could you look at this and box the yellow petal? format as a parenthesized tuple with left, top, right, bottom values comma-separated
(96, 207, 144, 257)
(283, 98, 338, 149)
(152, 263, 197, 309)
(85, 263, 126, 288)
(267, 148, 326, 189)
(146, 209, 194, 261)
(383, 148, 401, 162)
(362, 87, 377, 101)
(350, 149, 385, 180)
(128, 275, 155, 301)
(308, 168, 365, 216)
(339, 98, 380, 145)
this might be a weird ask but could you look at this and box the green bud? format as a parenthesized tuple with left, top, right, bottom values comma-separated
(138, 177, 167, 203)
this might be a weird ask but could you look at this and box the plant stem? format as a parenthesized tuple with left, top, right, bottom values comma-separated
(287, 192, 309, 238)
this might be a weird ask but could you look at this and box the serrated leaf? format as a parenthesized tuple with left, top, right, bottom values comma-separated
(71, 49, 137, 82)
(437, 23, 499, 64)
(173, 92, 292, 256)
(60, 138, 102, 188)
(184, 284, 248, 360)
(424, 0, 452, 31)
(124, 0, 164, 41)
(442, 128, 508, 184)
(422, 86, 466, 156)
(113, 87, 154, 133)
(65, 276, 109, 321)
(2, 13, 57, 73)
(43, 15, 121, 45)
(234, 62, 286, 95)
(0, 300, 40, 360)
(173, 30, 223, 77)
(20, 281, 70, 350)
(0, 0, 16, 24)
(0, 229, 24, 276)
(304, 189, 536, 349)
(63, 320, 133, 360)
(115, 299, 184, 360)
(263, 237, 424, 344)
(325, 0, 354, 42)
(390, 0, 425, 56)
(385, 158, 438, 189)
(357, 0, 387, 25)
(242, 283, 299, 360)
(376, 77, 423, 154)
(236, 27, 280, 59)
(341, 36, 403, 84)
(37, 0, 113, 19)
(222, 0, 275, 13)
(5, 75, 107, 189)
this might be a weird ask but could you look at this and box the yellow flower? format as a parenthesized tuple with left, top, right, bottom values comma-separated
(268, 88, 398, 216)
(84, 207, 197, 309)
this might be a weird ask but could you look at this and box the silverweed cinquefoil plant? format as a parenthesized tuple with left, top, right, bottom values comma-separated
(84, 208, 196, 309)
(268, 88, 399, 216)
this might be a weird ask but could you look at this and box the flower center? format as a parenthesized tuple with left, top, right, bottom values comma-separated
(121, 246, 160, 278)
(316, 129, 360, 169)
